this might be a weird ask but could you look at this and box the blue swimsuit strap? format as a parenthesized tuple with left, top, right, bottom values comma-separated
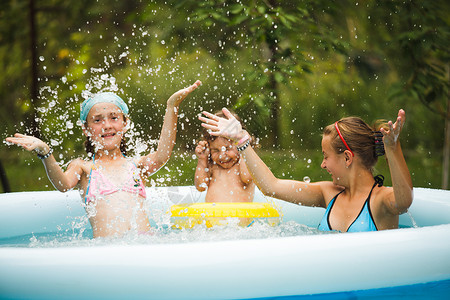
(373, 174, 384, 188)
(324, 190, 344, 230)
(325, 175, 384, 231)
(346, 175, 384, 231)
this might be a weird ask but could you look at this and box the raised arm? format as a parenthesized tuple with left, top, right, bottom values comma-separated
(199, 108, 326, 207)
(5, 134, 82, 192)
(194, 140, 211, 191)
(238, 156, 253, 185)
(380, 109, 413, 214)
(140, 80, 201, 174)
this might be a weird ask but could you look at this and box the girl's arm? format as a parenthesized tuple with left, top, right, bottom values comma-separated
(139, 80, 201, 174)
(5, 134, 82, 192)
(199, 108, 327, 207)
(235, 141, 326, 207)
(238, 156, 253, 185)
(380, 109, 413, 214)
(194, 140, 211, 191)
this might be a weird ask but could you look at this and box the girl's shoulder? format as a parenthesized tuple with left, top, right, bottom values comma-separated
(128, 155, 142, 165)
(316, 181, 345, 204)
(371, 185, 402, 217)
(373, 185, 395, 206)
(68, 157, 94, 174)
(129, 155, 148, 171)
(128, 155, 153, 177)
(373, 185, 393, 199)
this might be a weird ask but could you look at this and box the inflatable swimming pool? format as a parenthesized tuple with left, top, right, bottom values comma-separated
(0, 186, 449, 299)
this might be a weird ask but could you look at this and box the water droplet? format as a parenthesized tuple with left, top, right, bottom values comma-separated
(66, 121, 73, 129)
(303, 176, 311, 183)
(39, 56, 44, 61)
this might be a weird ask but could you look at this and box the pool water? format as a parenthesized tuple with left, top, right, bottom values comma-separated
(0, 220, 331, 248)
(252, 279, 450, 300)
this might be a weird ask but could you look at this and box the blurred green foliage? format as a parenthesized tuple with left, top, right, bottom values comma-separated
(0, 0, 448, 192)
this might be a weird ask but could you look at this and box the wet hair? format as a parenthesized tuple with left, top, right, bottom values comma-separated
(202, 110, 256, 147)
(323, 117, 388, 171)
(84, 116, 128, 156)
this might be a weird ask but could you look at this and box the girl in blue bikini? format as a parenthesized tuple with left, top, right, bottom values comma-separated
(199, 108, 413, 232)
(6, 80, 201, 238)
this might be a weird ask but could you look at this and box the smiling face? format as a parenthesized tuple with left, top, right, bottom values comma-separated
(83, 103, 127, 152)
(321, 134, 347, 185)
(209, 137, 240, 169)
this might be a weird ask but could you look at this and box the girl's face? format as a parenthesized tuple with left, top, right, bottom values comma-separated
(209, 137, 239, 169)
(83, 103, 127, 151)
(321, 135, 347, 185)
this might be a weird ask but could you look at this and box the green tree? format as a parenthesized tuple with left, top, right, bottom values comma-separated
(177, 0, 323, 147)
(368, 1, 449, 188)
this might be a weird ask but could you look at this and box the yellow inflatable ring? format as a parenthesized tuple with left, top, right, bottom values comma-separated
(170, 202, 281, 229)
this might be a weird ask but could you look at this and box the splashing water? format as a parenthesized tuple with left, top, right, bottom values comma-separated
(1, 186, 334, 248)
(1, 20, 333, 248)
(21, 220, 330, 248)
(406, 211, 418, 228)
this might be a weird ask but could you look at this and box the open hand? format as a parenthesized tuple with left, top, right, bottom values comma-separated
(199, 108, 244, 142)
(5, 133, 50, 156)
(167, 80, 202, 107)
(380, 109, 405, 149)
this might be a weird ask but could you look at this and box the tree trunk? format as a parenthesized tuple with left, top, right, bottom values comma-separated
(268, 42, 280, 148)
(28, 0, 40, 138)
(442, 64, 450, 190)
(0, 160, 11, 193)
(267, 0, 280, 148)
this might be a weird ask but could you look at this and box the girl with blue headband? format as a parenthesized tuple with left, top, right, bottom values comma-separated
(6, 80, 201, 238)
(199, 108, 413, 233)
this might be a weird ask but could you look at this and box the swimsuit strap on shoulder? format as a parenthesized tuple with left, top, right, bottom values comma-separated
(374, 174, 384, 188)
(366, 175, 384, 202)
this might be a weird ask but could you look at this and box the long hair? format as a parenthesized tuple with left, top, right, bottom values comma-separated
(323, 117, 387, 171)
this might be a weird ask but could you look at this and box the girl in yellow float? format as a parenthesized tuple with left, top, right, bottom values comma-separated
(6, 80, 201, 238)
(199, 108, 413, 232)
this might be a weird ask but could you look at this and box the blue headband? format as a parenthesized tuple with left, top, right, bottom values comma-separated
(80, 92, 129, 122)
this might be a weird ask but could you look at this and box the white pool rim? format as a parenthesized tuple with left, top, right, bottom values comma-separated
(0, 186, 449, 299)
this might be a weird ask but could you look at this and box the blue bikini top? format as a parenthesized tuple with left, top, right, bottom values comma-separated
(318, 175, 384, 233)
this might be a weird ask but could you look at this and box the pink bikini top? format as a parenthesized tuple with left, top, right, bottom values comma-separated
(84, 155, 147, 203)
